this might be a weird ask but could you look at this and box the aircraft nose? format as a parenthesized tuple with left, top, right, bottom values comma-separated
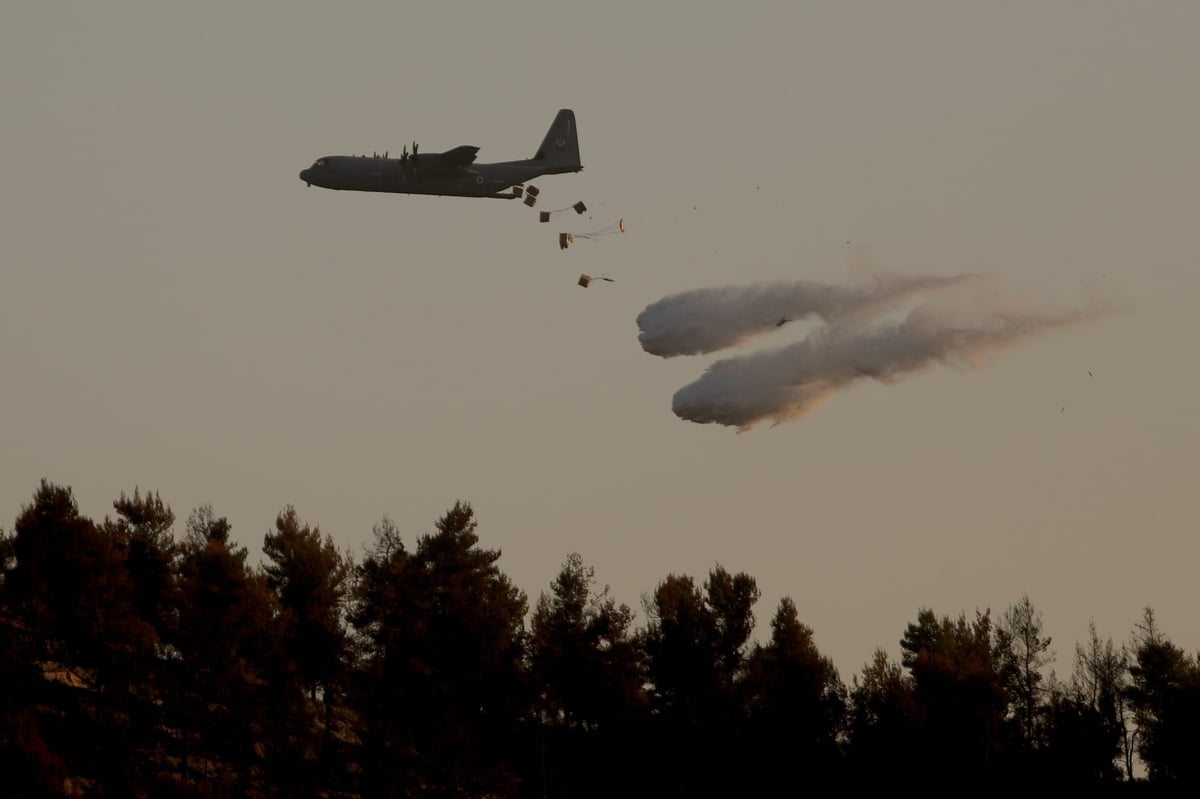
(299, 168, 310, 183)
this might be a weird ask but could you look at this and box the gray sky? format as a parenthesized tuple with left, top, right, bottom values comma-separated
(3, 2, 1198, 677)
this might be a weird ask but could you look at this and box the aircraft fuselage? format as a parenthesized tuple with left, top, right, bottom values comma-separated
(299, 156, 575, 199)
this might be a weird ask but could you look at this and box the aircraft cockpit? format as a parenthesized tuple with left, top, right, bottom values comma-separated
(299, 158, 331, 186)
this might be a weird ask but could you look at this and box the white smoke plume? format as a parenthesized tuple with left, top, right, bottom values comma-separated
(669, 299, 1113, 431)
(636, 272, 975, 357)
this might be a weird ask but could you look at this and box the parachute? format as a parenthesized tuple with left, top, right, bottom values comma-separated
(558, 218, 626, 249)
(539, 201, 588, 223)
(577, 273, 615, 288)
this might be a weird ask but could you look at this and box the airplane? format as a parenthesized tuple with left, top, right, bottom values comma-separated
(298, 109, 581, 203)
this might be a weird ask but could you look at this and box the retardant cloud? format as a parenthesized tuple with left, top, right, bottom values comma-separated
(638, 273, 1113, 430)
(636, 273, 974, 357)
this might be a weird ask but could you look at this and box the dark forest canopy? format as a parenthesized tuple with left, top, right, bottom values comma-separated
(2, 480, 1198, 797)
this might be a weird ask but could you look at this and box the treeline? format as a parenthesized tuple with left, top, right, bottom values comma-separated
(1, 481, 1198, 797)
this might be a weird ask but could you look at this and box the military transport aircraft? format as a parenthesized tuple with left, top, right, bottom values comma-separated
(298, 109, 581, 203)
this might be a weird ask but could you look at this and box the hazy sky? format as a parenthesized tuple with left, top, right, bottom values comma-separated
(3, 2, 1198, 677)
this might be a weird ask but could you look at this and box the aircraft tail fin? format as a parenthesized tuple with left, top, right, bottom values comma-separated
(533, 109, 582, 172)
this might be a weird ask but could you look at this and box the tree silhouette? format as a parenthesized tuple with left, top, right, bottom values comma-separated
(641, 566, 759, 796)
(1127, 607, 1200, 784)
(1045, 620, 1130, 781)
(528, 552, 646, 797)
(263, 507, 351, 701)
(900, 608, 1008, 781)
(995, 595, 1055, 763)
(10, 481, 154, 678)
(4, 482, 1198, 794)
(261, 506, 353, 794)
(97, 487, 183, 793)
(171, 504, 281, 794)
(0, 517, 69, 795)
(743, 597, 846, 788)
(348, 515, 422, 797)
(6, 481, 159, 793)
(105, 488, 178, 642)
(846, 648, 919, 779)
(351, 502, 527, 796)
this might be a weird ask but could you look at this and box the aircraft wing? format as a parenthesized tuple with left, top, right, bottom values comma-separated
(435, 145, 479, 167)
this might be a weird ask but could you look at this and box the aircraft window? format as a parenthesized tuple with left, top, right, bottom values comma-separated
(315, 159, 326, 167)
